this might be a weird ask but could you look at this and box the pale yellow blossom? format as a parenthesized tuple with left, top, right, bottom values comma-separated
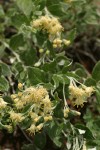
(0, 98, 7, 109)
(9, 111, 25, 123)
(69, 84, 93, 107)
(27, 124, 36, 134)
(18, 83, 23, 90)
(32, 16, 63, 39)
(36, 123, 43, 131)
(64, 107, 69, 118)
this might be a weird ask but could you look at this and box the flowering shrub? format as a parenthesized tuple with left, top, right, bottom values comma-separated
(0, 0, 100, 149)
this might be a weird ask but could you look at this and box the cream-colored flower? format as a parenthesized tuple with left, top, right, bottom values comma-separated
(64, 107, 69, 118)
(21, 86, 48, 104)
(9, 111, 25, 123)
(18, 83, 23, 90)
(27, 124, 36, 134)
(82, 85, 94, 97)
(4, 125, 13, 133)
(29, 112, 38, 119)
(32, 16, 63, 39)
(15, 101, 24, 109)
(32, 20, 42, 28)
(44, 116, 52, 122)
(0, 98, 7, 109)
(53, 38, 62, 48)
(69, 85, 88, 107)
(9, 85, 53, 134)
(11, 94, 17, 99)
(36, 123, 43, 131)
(14, 98, 19, 103)
(18, 92, 23, 97)
(43, 95, 52, 113)
(39, 48, 44, 53)
(69, 85, 84, 98)
(63, 39, 71, 46)
(34, 116, 41, 123)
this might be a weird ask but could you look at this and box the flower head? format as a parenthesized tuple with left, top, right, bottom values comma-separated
(27, 124, 36, 134)
(9, 111, 25, 123)
(0, 98, 7, 109)
(69, 83, 94, 107)
(32, 16, 63, 39)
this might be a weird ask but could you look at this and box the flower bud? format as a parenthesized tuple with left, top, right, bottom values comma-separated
(18, 83, 23, 90)
(46, 50, 50, 55)
(39, 49, 44, 53)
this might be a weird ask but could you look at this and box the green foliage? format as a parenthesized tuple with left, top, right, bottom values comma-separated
(92, 61, 100, 82)
(10, 34, 25, 50)
(16, 0, 33, 16)
(0, 76, 9, 92)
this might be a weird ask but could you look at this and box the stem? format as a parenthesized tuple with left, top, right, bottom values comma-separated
(17, 125, 33, 144)
(63, 83, 68, 108)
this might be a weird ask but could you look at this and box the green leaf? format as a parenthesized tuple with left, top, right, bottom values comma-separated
(0, 76, 9, 92)
(22, 144, 40, 150)
(20, 48, 38, 66)
(43, 83, 54, 90)
(20, 117, 32, 130)
(21, 144, 34, 150)
(0, 5, 5, 17)
(14, 62, 24, 73)
(52, 74, 69, 89)
(75, 68, 87, 78)
(3, 96, 13, 104)
(10, 34, 24, 50)
(92, 61, 100, 82)
(16, 0, 33, 16)
(75, 124, 94, 140)
(27, 67, 46, 85)
(0, 62, 11, 77)
(85, 14, 98, 25)
(67, 28, 77, 42)
(11, 13, 29, 28)
(95, 87, 100, 104)
(34, 132, 46, 149)
(38, 0, 46, 10)
(42, 60, 57, 73)
(84, 77, 96, 86)
(47, 4, 66, 17)
(52, 74, 63, 88)
(54, 102, 64, 118)
(36, 32, 47, 47)
(45, 121, 62, 147)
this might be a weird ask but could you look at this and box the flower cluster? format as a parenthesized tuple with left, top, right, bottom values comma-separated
(32, 15, 63, 39)
(10, 84, 53, 134)
(53, 38, 71, 48)
(32, 16, 71, 48)
(0, 98, 7, 109)
(69, 84, 94, 107)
